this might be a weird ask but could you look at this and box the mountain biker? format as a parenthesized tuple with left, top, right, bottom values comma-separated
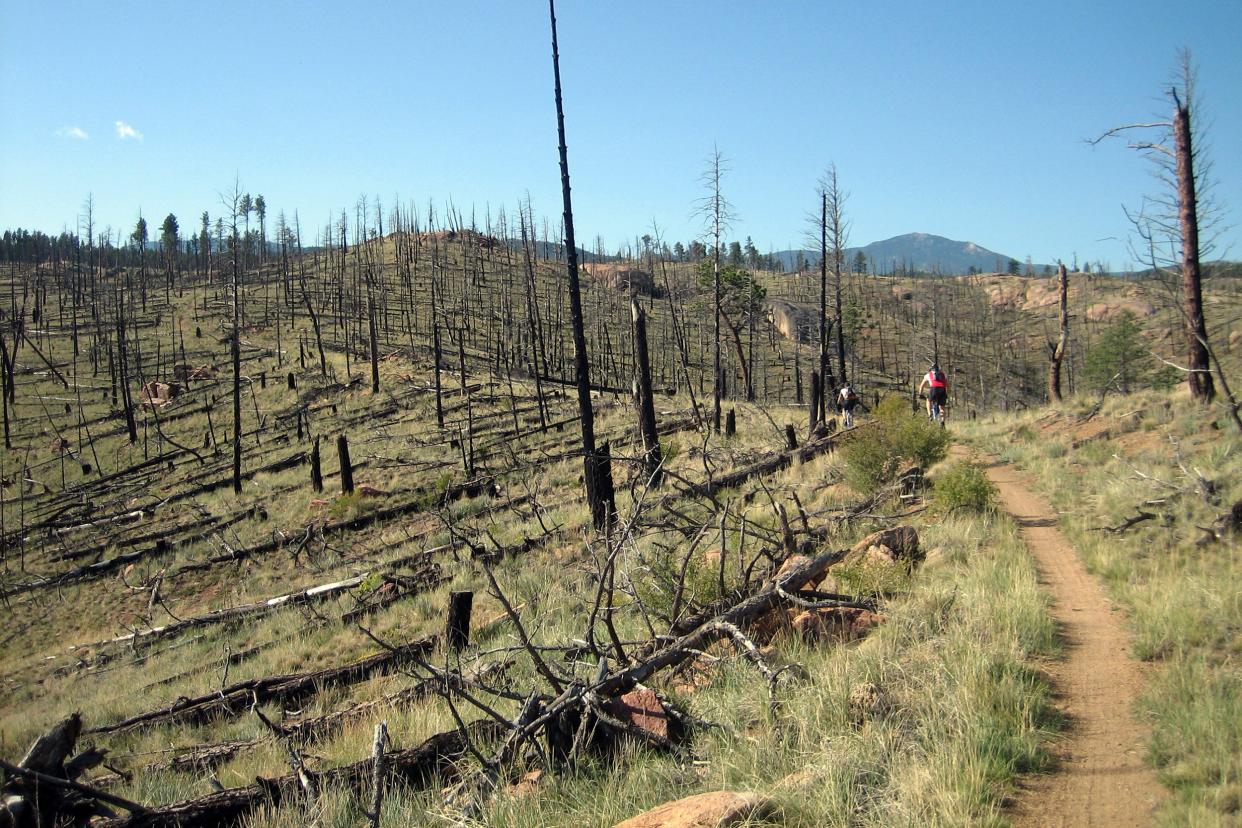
(837, 383, 860, 428)
(917, 362, 948, 423)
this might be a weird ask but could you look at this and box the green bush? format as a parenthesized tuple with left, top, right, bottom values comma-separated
(933, 461, 998, 514)
(841, 396, 951, 492)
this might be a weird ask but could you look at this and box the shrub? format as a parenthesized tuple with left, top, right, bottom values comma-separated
(933, 461, 998, 514)
(841, 396, 951, 492)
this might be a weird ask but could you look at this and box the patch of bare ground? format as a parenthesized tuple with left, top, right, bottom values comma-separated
(964, 447, 1165, 826)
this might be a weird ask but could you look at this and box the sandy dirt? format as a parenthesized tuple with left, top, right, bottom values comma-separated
(971, 451, 1165, 827)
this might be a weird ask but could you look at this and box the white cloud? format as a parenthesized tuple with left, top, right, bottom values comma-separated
(56, 126, 89, 140)
(115, 120, 143, 141)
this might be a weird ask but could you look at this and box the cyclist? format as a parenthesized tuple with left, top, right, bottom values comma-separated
(837, 383, 860, 428)
(917, 362, 948, 424)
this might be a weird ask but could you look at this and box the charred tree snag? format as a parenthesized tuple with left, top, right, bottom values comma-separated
(366, 269, 380, 394)
(724, 408, 736, 438)
(549, 0, 608, 530)
(631, 299, 663, 486)
(310, 436, 323, 492)
(337, 434, 354, 494)
(809, 369, 822, 437)
(1047, 262, 1069, 402)
(230, 195, 243, 496)
(431, 273, 445, 429)
(0, 714, 149, 825)
(445, 590, 474, 653)
(818, 187, 830, 413)
(1172, 86, 1214, 404)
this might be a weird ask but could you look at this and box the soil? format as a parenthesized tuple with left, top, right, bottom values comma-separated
(968, 449, 1166, 826)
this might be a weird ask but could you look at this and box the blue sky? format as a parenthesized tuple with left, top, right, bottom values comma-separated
(2, 0, 1239, 268)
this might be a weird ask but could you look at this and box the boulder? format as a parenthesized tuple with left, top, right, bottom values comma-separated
(509, 769, 544, 798)
(139, 381, 182, 407)
(846, 526, 920, 567)
(582, 263, 656, 295)
(1085, 299, 1155, 322)
(612, 791, 774, 828)
(789, 607, 881, 644)
(606, 687, 670, 742)
(766, 299, 816, 342)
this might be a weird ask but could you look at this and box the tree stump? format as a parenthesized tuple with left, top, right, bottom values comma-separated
(310, 437, 323, 494)
(337, 435, 353, 494)
(445, 591, 473, 653)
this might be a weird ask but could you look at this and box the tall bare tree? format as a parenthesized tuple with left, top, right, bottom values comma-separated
(222, 182, 245, 494)
(1093, 50, 1219, 406)
(1047, 262, 1069, 402)
(549, 0, 611, 529)
(695, 148, 733, 432)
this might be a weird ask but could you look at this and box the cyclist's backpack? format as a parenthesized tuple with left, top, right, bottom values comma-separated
(843, 387, 857, 401)
(932, 369, 946, 386)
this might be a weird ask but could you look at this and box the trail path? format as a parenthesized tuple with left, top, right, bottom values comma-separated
(965, 449, 1164, 827)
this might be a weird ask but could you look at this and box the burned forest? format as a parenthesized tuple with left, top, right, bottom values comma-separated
(2, 7, 1241, 827)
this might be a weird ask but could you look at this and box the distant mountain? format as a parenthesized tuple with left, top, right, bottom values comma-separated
(774, 233, 1035, 275)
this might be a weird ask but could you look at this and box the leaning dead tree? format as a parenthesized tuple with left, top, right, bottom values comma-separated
(1047, 262, 1069, 402)
(549, 0, 613, 529)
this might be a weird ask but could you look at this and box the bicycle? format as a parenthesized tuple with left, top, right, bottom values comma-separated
(929, 400, 946, 427)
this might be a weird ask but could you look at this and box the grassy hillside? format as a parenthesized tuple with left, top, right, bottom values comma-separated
(2, 236, 1238, 826)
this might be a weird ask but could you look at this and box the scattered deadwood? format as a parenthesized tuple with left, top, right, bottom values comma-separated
(85, 635, 437, 736)
(0, 714, 149, 826)
(94, 719, 506, 828)
(78, 563, 440, 653)
(1094, 510, 1159, 534)
(92, 662, 511, 786)
(688, 429, 843, 499)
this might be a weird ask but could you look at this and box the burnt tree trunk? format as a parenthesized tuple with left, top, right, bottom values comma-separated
(337, 434, 354, 494)
(1172, 89, 1214, 403)
(631, 299, 662, 486)
(310, 436, 323, 493)
(1047, 262, 1069, 402)
(819, 190, 829, 416)
(444, 590, 473, 653)
(550, 0, 608, 529)
(808, 369, 822, 437)
(231, 227, 242, 495)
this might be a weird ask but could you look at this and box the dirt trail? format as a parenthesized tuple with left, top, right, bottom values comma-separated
(968, 450, 1164, 827)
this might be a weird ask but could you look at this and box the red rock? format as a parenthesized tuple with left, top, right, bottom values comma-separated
(612, 791, 773, 828)
(789, 607, 882, 644)
(607, 687, 669, 741)
(843, 526, 921, 569)
(509, 769, 543, 798)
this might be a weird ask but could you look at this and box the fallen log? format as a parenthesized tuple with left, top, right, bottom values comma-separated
(92, 661, 510, 785)
(85, 635, 437, 736)
(690, 430, 843, 498)
(94, 719, 506, 828)
(74, 563, 440, 653)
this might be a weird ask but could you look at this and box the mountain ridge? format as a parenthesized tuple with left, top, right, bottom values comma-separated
(773, 232, 1043, 275)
